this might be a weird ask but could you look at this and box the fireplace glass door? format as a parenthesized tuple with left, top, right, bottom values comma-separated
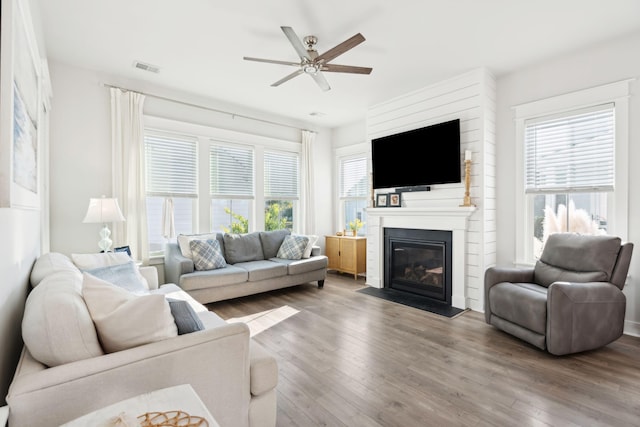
(384, 228, 452, 304)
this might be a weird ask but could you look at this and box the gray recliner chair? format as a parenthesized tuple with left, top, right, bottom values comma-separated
(485, 233, 633, 355)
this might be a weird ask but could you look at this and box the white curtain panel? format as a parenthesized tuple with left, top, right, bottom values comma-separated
(162, 197, 176, 239)
(110, 88, 148, 262)
(301, 130, 316, 234)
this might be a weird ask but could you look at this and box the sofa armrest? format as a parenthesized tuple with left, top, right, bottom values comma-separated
(484, 266, 534, 322)
(139, 266, 159, 290)
(8, 323, 252, 427)
(249, 341, 278, 396)
(547, 281, 626, 355)
(164, 243, 194, 285)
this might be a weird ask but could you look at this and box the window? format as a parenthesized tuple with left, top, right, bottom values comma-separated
(525, 105, 613, 257)
(339, 155, 368, 235)
(264, 150, 299, 231)
(143, 117, 303, 256)
(514, 80, 630, 263)
(210, 144, 254, 233)
(144, 131, 197, 254)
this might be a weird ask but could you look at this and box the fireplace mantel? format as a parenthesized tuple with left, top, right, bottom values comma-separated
(365, 206, 476, 309)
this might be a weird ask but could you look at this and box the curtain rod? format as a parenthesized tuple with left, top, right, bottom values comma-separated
(102, 83, 314, 133)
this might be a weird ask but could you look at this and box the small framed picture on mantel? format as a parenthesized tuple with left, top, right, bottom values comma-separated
(376, 193, 388, 207)
(388, 192, 401, 207)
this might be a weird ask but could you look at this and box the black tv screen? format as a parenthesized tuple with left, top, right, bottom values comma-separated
(371, 119, 461, 189)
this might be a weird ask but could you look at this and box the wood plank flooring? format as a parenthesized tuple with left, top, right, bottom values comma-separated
(207, 273, 640, 427)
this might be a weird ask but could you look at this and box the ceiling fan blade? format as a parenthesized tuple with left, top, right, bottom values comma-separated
(243, 56, 300, 67)
(309, 71, 331, 91)
(321, 64, 372, 74)
(271, 69, 304, 87)
(281, 26, 310, 61)
(316, 33, 366, 64)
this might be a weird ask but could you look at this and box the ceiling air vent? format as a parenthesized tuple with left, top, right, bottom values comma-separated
(133, 61, 160, 74)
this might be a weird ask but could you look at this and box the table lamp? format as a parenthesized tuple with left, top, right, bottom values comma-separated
(83, 196, 125, 252)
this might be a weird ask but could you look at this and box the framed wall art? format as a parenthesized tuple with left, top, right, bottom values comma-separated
(0, 0, 46, 209)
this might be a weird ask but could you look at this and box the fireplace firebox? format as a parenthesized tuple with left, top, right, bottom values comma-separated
(384, 228, 453, 305)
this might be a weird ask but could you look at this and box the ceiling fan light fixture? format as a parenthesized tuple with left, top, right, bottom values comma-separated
(303, 64, 319, 74)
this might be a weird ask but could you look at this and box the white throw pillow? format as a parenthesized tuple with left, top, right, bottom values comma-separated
(72, 252, 149, 290)
(177, 233, 219, 259)
(82, 273, 177, 353)
(301, 234, 318, 258)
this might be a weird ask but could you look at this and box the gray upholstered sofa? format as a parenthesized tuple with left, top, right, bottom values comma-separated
(164, 230, 328, 304)
(485, 233, 633, 355)
(7, 252, 278, 427)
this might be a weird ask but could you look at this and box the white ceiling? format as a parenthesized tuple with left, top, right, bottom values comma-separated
(36, 0, 640, 128)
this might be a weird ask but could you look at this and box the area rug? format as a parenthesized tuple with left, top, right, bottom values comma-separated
(357, 287, 466, 318)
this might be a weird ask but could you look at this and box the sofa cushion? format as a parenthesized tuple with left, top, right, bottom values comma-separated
(167, 299, 205, 335)
(270, 256, 329, 275)
(489, 282, 548, 335)
(72, 252, 149, 290)
(259, 229, 291, 259)
(84, 261, 148, 294)
(30, 252, 79, 288)
(179, 265, 249, 291)
(22, 270, 104, 367)
(82, 273, 178, 353)
(190, 239, 227, 271)
(178, 233, 223, 259)
(276, 235, 309, 260)
(223, 232, 265, 263)
(235, 260, 288, 282)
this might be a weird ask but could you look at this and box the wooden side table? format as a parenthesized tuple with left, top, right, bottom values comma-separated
(61, 384, 219, 426)
(325, 235, 366, 279)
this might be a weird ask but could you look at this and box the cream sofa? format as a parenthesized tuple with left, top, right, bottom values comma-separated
(6, 252, 277, 427)
(164, 230, 328, 304)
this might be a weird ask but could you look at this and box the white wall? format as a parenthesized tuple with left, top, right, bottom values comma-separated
(364, 68, 496, 311)
(0, 0, 47, 404)
(48, 62, 334, 258)
(496, 31, 640, 334)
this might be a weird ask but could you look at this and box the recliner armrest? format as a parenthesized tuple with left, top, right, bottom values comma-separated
(547, 281, 625, 355)
(484, 266, 535, 322)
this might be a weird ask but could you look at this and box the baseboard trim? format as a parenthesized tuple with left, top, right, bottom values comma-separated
(624, 320, 640, 337)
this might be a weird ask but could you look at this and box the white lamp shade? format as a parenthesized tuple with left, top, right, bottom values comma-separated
(83, 197, 125, 223)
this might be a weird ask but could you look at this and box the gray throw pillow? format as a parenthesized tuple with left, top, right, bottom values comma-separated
(277, 234, 310, 260)
(167, 299, 205, 335)
(223, 232, 265, 264)
(260, 229, 291, 259)
(84, 261, 147, 294)
(190, 239, 227, 271)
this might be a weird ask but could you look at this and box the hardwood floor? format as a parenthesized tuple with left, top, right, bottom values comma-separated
(207, 273, 640, 427)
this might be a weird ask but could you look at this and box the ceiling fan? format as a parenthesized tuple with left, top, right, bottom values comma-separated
(243, 26, 372, 91)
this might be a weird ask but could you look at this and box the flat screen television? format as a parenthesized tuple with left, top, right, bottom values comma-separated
(371, 118, 461, 190)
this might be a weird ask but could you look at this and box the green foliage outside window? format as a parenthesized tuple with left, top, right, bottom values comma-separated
(222, 201, 292, 234)
(222, 207, 248, 234)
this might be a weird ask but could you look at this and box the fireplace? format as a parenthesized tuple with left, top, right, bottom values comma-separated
(384, 228, 452, 305)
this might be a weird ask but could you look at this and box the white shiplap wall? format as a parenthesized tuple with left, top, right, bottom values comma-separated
(366, 68, 496, 311)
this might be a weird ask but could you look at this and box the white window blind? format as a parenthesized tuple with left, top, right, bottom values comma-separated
(524, 103, 615, 193)
(145, 132, 197, 197)
(264, 151, 299, 198)
(340, 156, 368, 198)
(210, 144, 254, 197)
